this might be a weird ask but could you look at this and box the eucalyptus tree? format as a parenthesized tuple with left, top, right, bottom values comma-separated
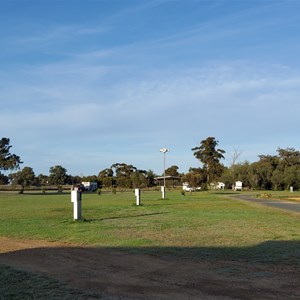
(165, 165, 180, 177)
(0, 137, 22, 172)
(182, 167, 206, 189)
(192, 137, 225, 186)
(48, 165, 69, 185)
(98, 168, 114, 188)
(111, 163, 137, 188)
(0, 173, 9, 184)
(130, 169, 147, 188)
(145, 169, 156, 187)
(37, 174, 49, 186)
(9, 166, 36, 192)
(250, 155, 279, 190)
(277, 147, 300, 167)
(277, 148, 300, 189)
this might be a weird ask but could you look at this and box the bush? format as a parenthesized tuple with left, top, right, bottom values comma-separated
(257, 193, 272, 199)
(96, 188, 102, 195)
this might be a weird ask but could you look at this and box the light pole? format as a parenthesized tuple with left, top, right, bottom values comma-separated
(160, 147, 169, 199)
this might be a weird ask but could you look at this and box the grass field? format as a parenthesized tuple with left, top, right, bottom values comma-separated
(0, 190, 299, 299)
(0, 190, 299, 261)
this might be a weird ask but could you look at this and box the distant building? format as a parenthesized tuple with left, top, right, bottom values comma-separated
(154, 176, 181, 187)
(81, 181, 98, 192)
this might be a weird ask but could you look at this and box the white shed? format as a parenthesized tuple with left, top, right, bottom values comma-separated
(234, 181, 242, 191)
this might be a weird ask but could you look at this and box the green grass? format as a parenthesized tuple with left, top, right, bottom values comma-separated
(1, 190, 299, 298)
(0, 190, 299, 262)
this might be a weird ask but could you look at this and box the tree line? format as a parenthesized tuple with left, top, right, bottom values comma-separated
(0, 137, 299, 191)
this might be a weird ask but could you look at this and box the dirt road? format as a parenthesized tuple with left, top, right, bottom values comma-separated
(0, 237, 299, 299)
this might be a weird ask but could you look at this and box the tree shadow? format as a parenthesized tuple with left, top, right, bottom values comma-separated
(18, 192, 69, 196)
(0, 240, 299, 299)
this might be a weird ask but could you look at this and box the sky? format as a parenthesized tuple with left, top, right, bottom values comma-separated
(1, 0, 300, 177)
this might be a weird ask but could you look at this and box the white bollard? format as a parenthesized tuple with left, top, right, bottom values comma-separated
(290, 186, 294, 193)
(135, 188, 141, 206)
(161, 186, 165, 199)
(71, 190, 82, 220)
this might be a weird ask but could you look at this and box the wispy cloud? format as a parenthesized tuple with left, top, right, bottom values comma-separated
(6, 24, 109, 53)
(2, 60, 300, 136)
(2, 0, 299, 175)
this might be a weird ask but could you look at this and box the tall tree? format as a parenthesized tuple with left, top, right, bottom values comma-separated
(0, 173, 9, 184)
(251, 155, 279, 190)
(10, 166, 36, 192)
(37, 174, 49, 186)
(130, 170, 147, 189)
(111, 163, 137, 188)
(48, 165, 68, 185)
(165, 165, 179, 177)
(192, 137, 225, 186)
(277, 147, 300, 167)
(277, 148, 300, 190)
(0, 138, 22, 172)
(98, 168, 114, 188)
(182, 168, 206, 188)
(146, 169, 156, 187)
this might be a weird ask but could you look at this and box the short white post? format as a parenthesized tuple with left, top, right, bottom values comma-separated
(290, 186, 294, 193)
(161, 186, 165, 199)
(71, 190, 82, 220)
(135, 188, 141, 206)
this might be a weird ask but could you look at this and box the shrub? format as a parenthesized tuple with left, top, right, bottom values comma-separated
(256, 193, 272, 199)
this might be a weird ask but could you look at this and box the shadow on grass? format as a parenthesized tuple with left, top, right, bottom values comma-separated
(121, 240, 300, 264)
(210, 192, 240, 195)
(0, 240, 299, 299)
(0, 264, 99, 299)
(19, 192, 70, 196)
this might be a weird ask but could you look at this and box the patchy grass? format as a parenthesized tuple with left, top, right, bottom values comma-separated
(0, 264, 99, 299)
(0, 190, 299, 299)
(0, 190, 299, 250)
(255, 190, 300, 203)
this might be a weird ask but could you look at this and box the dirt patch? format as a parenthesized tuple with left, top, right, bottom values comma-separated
(287, 197, 300, 202)
(0, 237, 299, 299)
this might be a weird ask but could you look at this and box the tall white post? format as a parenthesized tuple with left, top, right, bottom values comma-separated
(135, 188, 141, 205)
(161, 186, 165, 199)
(71, 190, 82, 220)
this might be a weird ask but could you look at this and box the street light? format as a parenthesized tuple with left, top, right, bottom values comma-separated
(160, 147, 169, 199)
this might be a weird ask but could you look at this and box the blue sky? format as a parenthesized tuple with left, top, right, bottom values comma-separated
(1, 0, 300, 176)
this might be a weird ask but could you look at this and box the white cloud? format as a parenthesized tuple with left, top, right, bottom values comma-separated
(2, 58, 300, 175)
